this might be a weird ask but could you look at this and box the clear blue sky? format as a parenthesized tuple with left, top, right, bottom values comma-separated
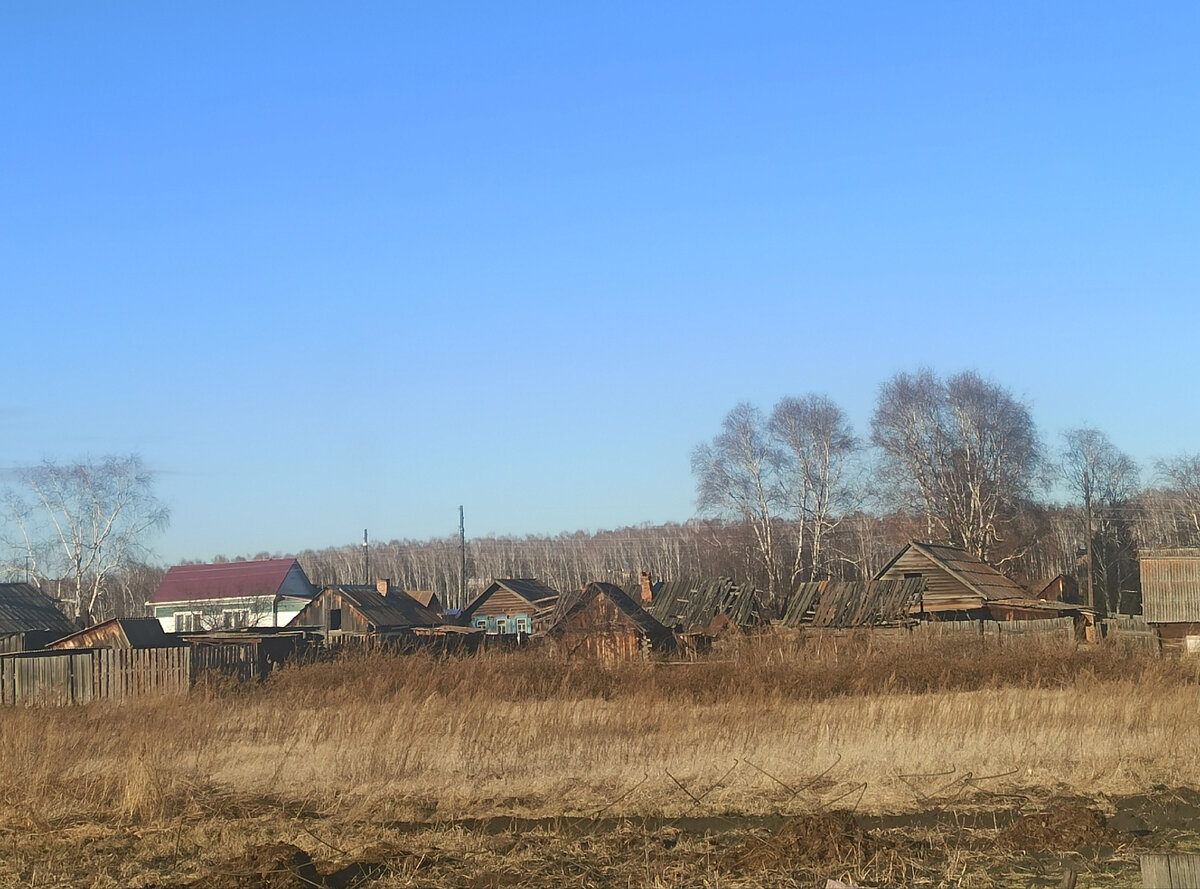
(4, 2, 1199, 564)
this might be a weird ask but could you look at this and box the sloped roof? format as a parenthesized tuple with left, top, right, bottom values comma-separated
(406, 590, 440, 609)
(490, 578, 560, 604)
(328, 585, 444, 630)
(646, 577, 765, 631)
(151, 559, 312, 604)
(780, 578, 925, 628)
(874, 542, 1027, 602)
(0, 583, 75, 636)
(549, 582, 674, 643)
(48, 617, 182, 649)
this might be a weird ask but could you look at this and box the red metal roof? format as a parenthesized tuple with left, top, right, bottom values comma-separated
(150, 559, 307, 604)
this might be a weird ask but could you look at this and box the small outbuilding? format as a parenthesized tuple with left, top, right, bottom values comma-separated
(47, 617, 182, 650)
(0, 582, 77, 653)
(546, 581, 675, 660)
(1138, 549, 1200, 651)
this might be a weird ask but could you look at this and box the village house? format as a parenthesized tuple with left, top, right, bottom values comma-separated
(459, 578, 559, 635)
(0, 582, 77, 653)
(149, 558, 316, 632)
(291, 580, 444, 642)
(874, 541, 1093, 637)
(546, 581, 675, 660)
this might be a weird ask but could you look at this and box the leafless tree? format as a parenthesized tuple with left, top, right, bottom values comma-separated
(1, 455, 170, 624)
(871, 369, 1041, 561)
(769, 394, 860, 584)
(691, 403, 784, 596)
(1153, 454, 1200, 545)
(1060, 427, 1140, 614)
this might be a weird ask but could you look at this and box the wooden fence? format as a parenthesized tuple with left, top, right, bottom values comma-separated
(0, 647, 191, 706)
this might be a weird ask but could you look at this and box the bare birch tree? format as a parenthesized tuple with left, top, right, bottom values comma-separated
(1153, 454, 1200, 545)
(1061, 428, 1140, 614)
(2, 455, 170, 623)
(871, 369, 1041, 561)
(691, 403, 784, 596)
(769, 394, 860, 583)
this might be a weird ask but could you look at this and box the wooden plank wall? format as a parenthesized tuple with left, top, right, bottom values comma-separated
(0, 648, 190, 707)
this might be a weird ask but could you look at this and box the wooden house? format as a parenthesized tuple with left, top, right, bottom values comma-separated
(546, 582, 675, 660)
(149, 558, 316, 632)
(47, 617, 182, 650)
(0, 582, 76, 653)
(1138, 549, 1200, 651)
(292, 580, 443, 641)
(459, 578, 559, 635)
(874, 541, 1032, 618)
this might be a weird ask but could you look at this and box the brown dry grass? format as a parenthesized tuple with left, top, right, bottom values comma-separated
(1, 633, 1197, 887)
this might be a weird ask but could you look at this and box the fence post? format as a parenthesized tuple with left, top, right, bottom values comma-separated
(1142, 853, 1200, 888)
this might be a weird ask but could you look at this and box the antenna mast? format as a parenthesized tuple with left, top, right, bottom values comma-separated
(458, 506, 466, 610)
(362, 528, 369, 585)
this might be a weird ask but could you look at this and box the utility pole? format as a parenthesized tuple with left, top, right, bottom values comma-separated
(362, 529, 369, 586)
(459, 505, 466, 610)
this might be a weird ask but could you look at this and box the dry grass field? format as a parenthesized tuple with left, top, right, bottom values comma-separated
(3, 633, 1199, 887)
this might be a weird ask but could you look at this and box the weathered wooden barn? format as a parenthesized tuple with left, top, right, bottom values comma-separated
(873, 541, 1030, 618)
(459, 578, 560, 635)
(149, 558, 316, 632)
(47, 617, 182, 650)
(292, 580, 444, 641)
(644, 575, 766, 633)
(0, 582, 77, 653)
(1138, 549, 1200, 651)
(546, 582, 675, 660)
(779, 578, 926, 629)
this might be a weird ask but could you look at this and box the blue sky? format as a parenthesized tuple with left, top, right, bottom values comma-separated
(3, 2, 1199, 564)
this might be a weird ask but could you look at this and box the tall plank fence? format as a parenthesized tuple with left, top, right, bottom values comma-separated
(0, 648, 191, 706)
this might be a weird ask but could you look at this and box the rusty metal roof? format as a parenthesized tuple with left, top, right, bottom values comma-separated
(151, 559, 312, 604)
(0, 583, 76, 636)
(780, 578, 925, 628)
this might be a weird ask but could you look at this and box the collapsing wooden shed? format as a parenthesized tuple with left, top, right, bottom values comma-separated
(0, 583, 77, 653)
(547, 582, 675, 660)
(779, 578, 926, 628)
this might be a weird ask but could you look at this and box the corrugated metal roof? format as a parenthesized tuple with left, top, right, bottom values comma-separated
(150, 559, 311, 604)
(329, 585, 444, 629)
(1139, 550, 1200, 623)
(549, 582, 674, 643)
(646, 577, 765, 631)
(0, 583, 76, 636)
(780, 578, 925, 628)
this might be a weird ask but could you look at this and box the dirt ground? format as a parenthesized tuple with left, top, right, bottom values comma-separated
(4, 786, 1200, 888)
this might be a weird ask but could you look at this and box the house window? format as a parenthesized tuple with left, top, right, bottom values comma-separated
(495, 618, 508, 634)
(222, 609, 250, 629)
(329, 608, 342, 631)
(175, 612, 201, 632)
(515, 617, 529, 634)
(473, 617, 488, 629)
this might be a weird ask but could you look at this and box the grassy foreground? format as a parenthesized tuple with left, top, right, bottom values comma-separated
(2, 634, 1198, 887)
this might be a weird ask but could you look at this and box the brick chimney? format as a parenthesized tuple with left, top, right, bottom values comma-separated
(639, 571, 653, 605)
(376, 579, 390, 596)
